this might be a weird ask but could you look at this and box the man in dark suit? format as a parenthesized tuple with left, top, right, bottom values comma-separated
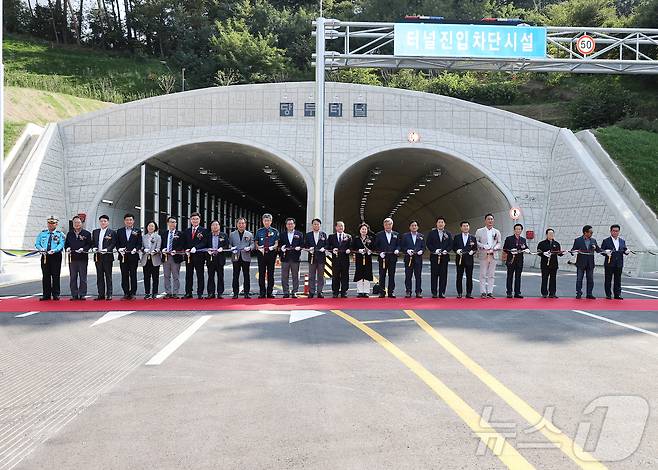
(571, 225, 600, 299)
(280, 217, 305, 298)
(161, 216, 186, 298)
(65, 215, 92, 300)
(452, 221, 477, 299)
(205, 220, 230, 299)
(600, 224, 628, 300)
(183, 212, 208, 299)
(374, 218, 400, 298)
(326, 221, 351, 298)
(536, 228, 562, 298)
(304, 218, 327, 298)
(503, 223, 530, 299)
(116, 213, 142, 299)
(92, 214, 117, 300)
(401, 220, 425, 298)
(426, 216, 452, 298)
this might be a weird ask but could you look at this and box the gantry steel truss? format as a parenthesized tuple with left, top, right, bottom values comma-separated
(313, 20, 658, 74)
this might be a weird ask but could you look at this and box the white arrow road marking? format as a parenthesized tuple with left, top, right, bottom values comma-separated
(621, 289, 658, 299)
(289, 310, 327, 323)
(91, 310, 137, 327)
(146, 315, 211, 366)
(572, 310, 658, 338)
(15, 311, 40, 318)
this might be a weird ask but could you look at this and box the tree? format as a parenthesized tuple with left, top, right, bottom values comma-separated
(544, 0, 622, 27)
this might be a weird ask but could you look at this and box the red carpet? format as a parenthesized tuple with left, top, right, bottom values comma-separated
(0, 297, 656, 313)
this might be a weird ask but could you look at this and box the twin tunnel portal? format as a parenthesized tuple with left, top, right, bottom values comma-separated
(100, 141, 511, 236)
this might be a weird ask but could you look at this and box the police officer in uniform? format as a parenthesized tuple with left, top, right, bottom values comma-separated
(65, 215, 92, 300)
(35, 216, 66, 300)
(255, 213, 280, 299)
(92, 214, 117, 300)
(205, 220, 230, 299)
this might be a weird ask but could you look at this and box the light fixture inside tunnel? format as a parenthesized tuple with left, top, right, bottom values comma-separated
(389, 168, 444, 219)
(359, 167, 382, 222)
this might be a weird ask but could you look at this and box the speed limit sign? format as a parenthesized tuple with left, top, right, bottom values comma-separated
(576, 35, 596, 55)
(509, 207, 521, 220)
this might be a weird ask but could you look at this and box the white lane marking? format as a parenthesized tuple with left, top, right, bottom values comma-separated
(145, 315, 211, 366)
(289, 310, 326, 323)
(572, 310, 658, 338)
(623, 285, 658, 289)
(622, 289, 658, 299)
(91, 310, 137, 327)
(361, 318, 413, 324)
(14, 311, 40, 318)
(18, 295, 34, 299)
(0, 296, 17, 300)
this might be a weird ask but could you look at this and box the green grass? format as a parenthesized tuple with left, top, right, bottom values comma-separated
(3, 35, 167, 103)
(4, 121, 26, 157)
(595, 126, 658, 214)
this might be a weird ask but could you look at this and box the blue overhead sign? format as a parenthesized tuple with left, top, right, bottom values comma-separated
(394, 23, 547, 59)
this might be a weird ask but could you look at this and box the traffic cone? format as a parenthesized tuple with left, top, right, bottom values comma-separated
(303, 274, 309, 295)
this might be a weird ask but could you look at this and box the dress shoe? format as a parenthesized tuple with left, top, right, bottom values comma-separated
(576, 294, 582, 299)
(267, 294, 275, 299)
(416, 293, 422, 298)
(144, 294, 151, 300)
(244, 294, 251, 299)
(378, 292, 386, 298)
(197, 295, 204, 299)
(232, 294, 239, 299)
(94, 296, 105, 301)
(170, 295, 179, 299)
(548, 295, 557, 299)
(614, 296, 623, 300)
(606, 295, 612, 300)
(308, 293, 315, 299)
(106, 296, 112, 300)
(217, 295, 223, 299)
(182, 294, 193, 299)
(514, 295, 524, 299)
(258, 294, 266, 299)
(52, 296, 60, 300)
(39, 296, 51, 301)
(438, 294, 445, 299)
(465, 294, 474, 299)
(431, 294, 438, 299)
(487, 293, 494, 299)
(291, 293, 298, 299)
(586, 295, 596, 300)
(282, 294, 290, 298)
(79, 297, 87, 301)
(456, 294, 462, 299)
(481, 293, 488, 298)
(542, 294, 547, 298)
(340, 293, 348, 298)
(332, 293, 339, 298)
(317, 293, 324, 299)
(405, 292, 412, 298)
(388, 294, 396, 299)
(70, 296, 78, 301)
(506, 294, 513, 299)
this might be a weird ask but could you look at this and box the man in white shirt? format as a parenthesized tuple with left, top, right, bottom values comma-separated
(92, 215, 116, 300)
(475, 213, 502, 298)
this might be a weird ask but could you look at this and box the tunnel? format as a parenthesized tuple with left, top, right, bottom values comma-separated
(332, 148, 514, 236)
(93, 142, 308, 232)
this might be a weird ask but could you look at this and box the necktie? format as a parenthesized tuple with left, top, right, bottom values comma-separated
(192, 227, 197, 240)
(339, 234, 342, 243)
(264, 230, 269, 250)
(168, 231, 173, 251)
(47, 233, 52, 251)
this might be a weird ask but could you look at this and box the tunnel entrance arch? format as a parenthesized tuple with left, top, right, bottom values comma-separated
(89, 140, 312, 233)
(330, 144, 517, 237)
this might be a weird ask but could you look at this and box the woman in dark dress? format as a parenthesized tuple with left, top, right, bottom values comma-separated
(352, 223, 374, 298)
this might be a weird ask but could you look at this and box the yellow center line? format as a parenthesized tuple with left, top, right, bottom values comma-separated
(403, 309, 607, 470)
(331, 310, 534, 470)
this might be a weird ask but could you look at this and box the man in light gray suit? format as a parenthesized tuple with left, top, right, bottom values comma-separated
(475, 213, 502, 298)
(229, 217, 254, 299)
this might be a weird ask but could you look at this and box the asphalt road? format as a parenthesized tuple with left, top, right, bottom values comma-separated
(0, 282, 656, 469)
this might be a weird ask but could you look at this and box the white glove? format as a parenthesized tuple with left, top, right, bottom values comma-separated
(131, 248, 137, 255)
(543, 251, 550, 258)
(456, 249, 463, 255)
(269, 246, 276, 252)
(101, 248, 107, 253)
(345, 249, 351, 254)
(281, 246, 287, 252)
(119, 247, 126, 254)
(190, 247, 196, 254)
(510, 249, 518, 255)
(468, 250, 475, 256)
(380, 252, 386, 259)
(407, 249, 414, 256)
(295, 246, 301, 251)
(218, 247, 223, 253)
(624, 248, 629, 255)
(523, 248, 531, 254)
(333, 248, 338, 254)
(442, 250, 448, 255)
(48, 250, 55, 255)
(243, 246, 251, 252)
(604, 249, 612, 255)
(308, 247, 314, 253)
(319, 247, 325, 252)
(359, 249, 365, 254)
(416, 250, 423, 256)
(66, 247, 71, 252)
(161, 248, 169, 254)
(76, 248, 84, 253)
(435, 249, 440, 255)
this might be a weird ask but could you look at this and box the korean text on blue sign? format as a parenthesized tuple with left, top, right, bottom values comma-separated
(394, 23, 547, 59)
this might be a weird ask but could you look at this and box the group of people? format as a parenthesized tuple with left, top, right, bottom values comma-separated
(35, 212, 630, 301)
